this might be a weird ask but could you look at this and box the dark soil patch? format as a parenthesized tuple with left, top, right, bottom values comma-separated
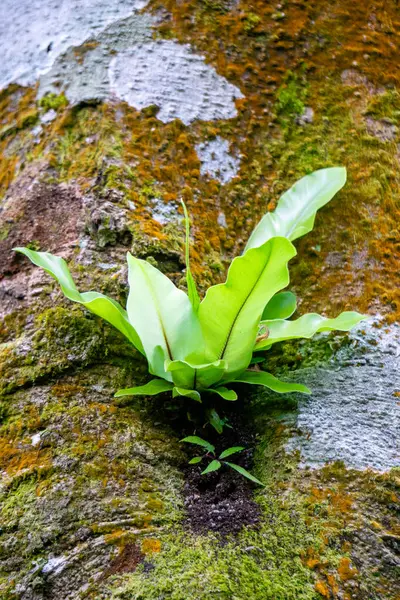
(182, 414, 262, 536)
(101, 543, 144, 580)
(0, 177, 82, 278)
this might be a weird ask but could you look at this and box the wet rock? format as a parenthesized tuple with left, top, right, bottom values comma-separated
(0, 1, 399, 598)
(195, 136, 241, 183)
(264, 320, 400, 472)
(295, 106, 314, 125)
(40, 110, 57, 124)
(151, 198, 178, 225)
(38, 13, 154, 106)
(365, 117, 398, 142)
(0, 0, 149, 90)
(217, 211, 228, 228)
(0, 369, 183, 599)
(85, 199, 132, 248)
(109, 40, 243, 124)
(0, 175, 83, 278)
(0, 168, 84, 318)
(37, 16, 244, 123)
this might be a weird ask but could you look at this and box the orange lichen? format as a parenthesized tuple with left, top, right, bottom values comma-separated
(307, 486, 354, 527)
(140, 0, 400, 317)
(338, 557, 358, 581)
(315, 580, 329, 598)
(0, 1, 399, 320)
(104, 529, 129, 545)
(141, 538, 161, 554)
(0, 3, 399, 599)
(51, 383, 86, 398)
(0, 85, 38, 197)
(327, 574, 339, 595)
(0, 437, 51, 477)
(304, 547, 322, 570)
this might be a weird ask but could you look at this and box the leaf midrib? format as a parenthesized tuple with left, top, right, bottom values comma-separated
(250, 177, 334, 248)
(219, 246, 273, 360)
(284, 180, 326, 239)
(140, 263, 173, 361)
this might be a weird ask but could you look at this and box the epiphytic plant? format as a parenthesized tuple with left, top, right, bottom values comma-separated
(15, 167, 365, 478)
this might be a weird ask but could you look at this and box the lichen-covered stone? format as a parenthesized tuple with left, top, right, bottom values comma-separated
(0, 0, 399, 598)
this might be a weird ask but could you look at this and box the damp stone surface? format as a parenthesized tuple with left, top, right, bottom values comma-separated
(109, 40, 244, 124)
(38, 13, 154, 105)
(1, 1, 400, 598)
(281, 320, 400, 472)
(0, 0, 148, 91)
(195, 136, 241, 183)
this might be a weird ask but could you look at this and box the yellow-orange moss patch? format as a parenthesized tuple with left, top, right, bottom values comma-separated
(141, 538, 161, 554)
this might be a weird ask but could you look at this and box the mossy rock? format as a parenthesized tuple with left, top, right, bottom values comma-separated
(1, 0, 400, 598)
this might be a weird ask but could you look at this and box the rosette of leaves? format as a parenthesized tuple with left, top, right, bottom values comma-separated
(15, 168, 366, 420)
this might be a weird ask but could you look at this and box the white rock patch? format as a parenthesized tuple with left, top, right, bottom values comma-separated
(109, 41, 243, 124)
(196, 137, 241, 183)
(31, 432, 42, 447)
(282, 320, 400, 472)
(0, 0, 147, 90)
(42, 555, 67, 576)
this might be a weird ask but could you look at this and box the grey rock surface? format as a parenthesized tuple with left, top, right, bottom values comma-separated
(0, 0, 148, 90)
(39, 13, 154, 105)
(282, 321, 400, 471)
(3, 2, 244, 125)
(196, 137, 241, 183)
(109, 41, 243, 124)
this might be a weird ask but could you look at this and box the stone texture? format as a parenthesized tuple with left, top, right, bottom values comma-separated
(109, 40, 243, 124)
(38, 13, 154, 105)
(195, 136, 241, 183)
(0, 0, 148, 90)
(280, 320, 400, 471)
(0, 0, 399, 598)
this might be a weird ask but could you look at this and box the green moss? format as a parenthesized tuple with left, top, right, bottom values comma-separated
(113, 527, 316, 599)
(0, 3, 399, 598)
(0, 306, 112, 395)
(0, 109, 38, 141)
(17, 109, 39, 129)
(38, 92, 68, 112)
(243, 12, 261, 32)
(1, 478, 37, 524)
(25, 240, 41, 251)
(51, 104, 123, 181)
(105, 397, 400, 600)
(111, 437, 335, 600)
(112, 516, 322, 599)
(365, 89, 400, 123)
(0, 224, 10, 241)
(276, 72, 308, 118)
(32, 305, 104, 356)
(201, 0, 232, 14)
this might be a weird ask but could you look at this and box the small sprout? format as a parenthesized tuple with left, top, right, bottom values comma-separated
(181, 436, 215, 454)
(207, 408, 226, 434)
(201, 460, 221, 475)
(219, 446, 244, 459)
(182, 438, 264, 486)
(188, 457, 203, 465)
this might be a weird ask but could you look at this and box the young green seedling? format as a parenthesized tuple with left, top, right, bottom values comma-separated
(15, 167, 367, 435)
(181, 436, 264, 486)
